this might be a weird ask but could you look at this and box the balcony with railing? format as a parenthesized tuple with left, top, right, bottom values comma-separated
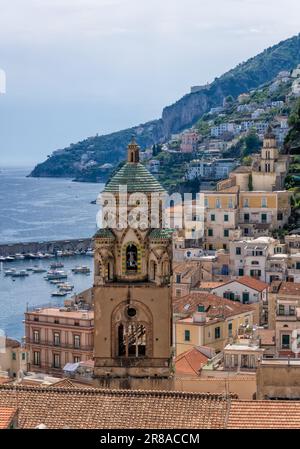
(27, 338, 94, 352)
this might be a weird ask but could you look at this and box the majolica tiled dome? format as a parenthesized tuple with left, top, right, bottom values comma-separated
(103, 138, 166, 194)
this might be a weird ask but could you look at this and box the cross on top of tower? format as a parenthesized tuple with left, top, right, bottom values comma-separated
(127, 135, 140, 163)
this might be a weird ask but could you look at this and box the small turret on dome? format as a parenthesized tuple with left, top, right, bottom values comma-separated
(127, 136, 140, 163)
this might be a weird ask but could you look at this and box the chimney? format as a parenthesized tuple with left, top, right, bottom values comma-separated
(193, 304, 207, 323)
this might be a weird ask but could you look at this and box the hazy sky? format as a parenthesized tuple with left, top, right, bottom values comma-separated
(0, 0, 300, 166)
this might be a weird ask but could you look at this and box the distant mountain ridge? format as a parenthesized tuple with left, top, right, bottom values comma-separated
(30, 33, 300, 180)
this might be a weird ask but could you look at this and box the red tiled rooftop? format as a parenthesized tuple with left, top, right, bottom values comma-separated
(175, 347, 210, 377)
(0, 407, 16, 429)
(228, 401, 300, 429)
(173, 292, 255, 319)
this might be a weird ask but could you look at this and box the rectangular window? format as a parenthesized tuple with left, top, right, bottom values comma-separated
(224, 214, 229, 222)
(33, 351, 40, 366)
(208, 229, 213, 237)
(289, 306, 295, 316)
(244, 213, 250, 222)
(296, 262, 300, 270)
(176, 274, 181, 283)
(261, 197, 267, 207)
(242, 292, 250, 304)
(33, 330, 40, 343)
(236, 247, 241, 255)
(228, 322, 233, 337)
(215, 327, 221, 339)
(250, 269, 261, 278)
(53, 353, 60, 369)
(238, 268, 244, 276)
(261, 213, 267, 223)
(12, 352, 16, 361)
(176, 289, 181, 297)
(22, 353, 26, 361)
(243, 198, 249, 208)
(53, 332, 60, 346)
(224, 229, 229, 237)
(244, 228, 249, 235)
(282, 334, 290, 349)
(216, 199, 221, 208)
(184, 330, 190, 341)
(228, 199, 233, 208)
(278, 304, 285, 316)
(211, 214, 215, 221)
(73, 356, 81, 364)
(74, 321, 80, 326)
(74, 335, 81, 349)
(204, 198, 208, 208)
(224, 292, 234, 300)
(277, 212, 283, 221)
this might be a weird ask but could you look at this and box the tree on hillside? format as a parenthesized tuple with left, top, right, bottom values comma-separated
(242, 130, 261, 157)
(285, 99, 300, 154)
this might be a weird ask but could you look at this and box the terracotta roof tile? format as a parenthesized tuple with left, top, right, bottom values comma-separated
(211, 276, 268, 292)
(0, 385, 230, 429)
(0, 407, 16, 429)
(228, 401, 300, 429)
(175, 347, 210, 376)
(173, 292, 255, 320)
(278, 282, 300, 297)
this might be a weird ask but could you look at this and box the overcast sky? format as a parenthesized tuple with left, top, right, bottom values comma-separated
(0, 0, 300, 166)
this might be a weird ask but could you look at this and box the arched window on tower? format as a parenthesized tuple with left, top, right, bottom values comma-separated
(117, 322, 146, 357)
(162, 260, 169, 277)
(126, 244, 138, 272)
(107, 260, 114, 281)
(150, 260, 157, 281)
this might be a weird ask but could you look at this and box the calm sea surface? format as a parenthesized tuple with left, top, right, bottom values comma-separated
(0, 167, 104, 340)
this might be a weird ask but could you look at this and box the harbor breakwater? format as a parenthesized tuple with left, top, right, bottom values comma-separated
(0, 238, 93, 257)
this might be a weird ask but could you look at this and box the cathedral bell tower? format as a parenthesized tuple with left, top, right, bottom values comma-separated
(93, 138, 174, 383)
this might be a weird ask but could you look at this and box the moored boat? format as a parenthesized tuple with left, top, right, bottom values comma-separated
(71, 266, 90, 274)
(51, 290, 67, 297)
(11, 270, 29, 277)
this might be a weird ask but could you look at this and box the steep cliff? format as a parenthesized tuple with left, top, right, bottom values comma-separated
(30, 33, 300, 180)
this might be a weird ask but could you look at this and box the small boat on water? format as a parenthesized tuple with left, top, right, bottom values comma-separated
(14, 253, 25, 260)
(51, 290, 67, 297)
(24, 253, 38, 260)
(32, 267, 47, 273)
(11, 270, 29, 277)
(45, 270, 68, 280)
(86, 249, 94, 256)
(72, 266, 91, 274)
(50, 262, 64, 269)
(0, 256, 6, 262)
(49, 279, 63, 284)
(5, 256, 15, 262)
(4, 269, 17, 276)
(58, 283, 74, 291)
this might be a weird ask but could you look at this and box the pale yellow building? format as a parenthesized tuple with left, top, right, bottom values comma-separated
(174, 292, 256, 355)
(203, 187, 239, 251)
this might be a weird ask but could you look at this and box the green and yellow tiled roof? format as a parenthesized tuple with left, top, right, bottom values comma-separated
(149, 228, 175, 239)
(94, 228, 115, 239)
(103, 162, 166, 193)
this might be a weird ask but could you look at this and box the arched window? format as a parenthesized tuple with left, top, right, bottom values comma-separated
(126, 244, 138, 272)
(117, 322, 146, 357)
(162, 260, 169, 276)
(150, 260, 157, 280)
(107, 261, 114, 281)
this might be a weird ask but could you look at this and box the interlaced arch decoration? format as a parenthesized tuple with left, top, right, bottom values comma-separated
(111, 300, 153, 358)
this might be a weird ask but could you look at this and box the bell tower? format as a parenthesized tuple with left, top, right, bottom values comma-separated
(93, 139, 174, 384)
